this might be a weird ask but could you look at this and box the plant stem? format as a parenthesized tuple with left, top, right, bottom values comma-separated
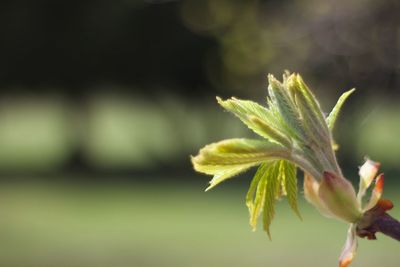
(357, 212, 400, 241)
(373, 213, 400, 241)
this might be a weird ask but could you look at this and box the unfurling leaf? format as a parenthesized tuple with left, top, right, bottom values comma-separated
(288, 74, 330, 145)
(217, 97, 291, 147)
(263, 161, 280, 239)
(294, 74, 327, 125)
(246, 160, 301, 234)
(246, 163, 269, 230)
(204, 164, 258, 192)
(327, 88, 356, 131)
(267, 75, 306, 141)
(248, 116, 291, 147)
(191, 138, 291, 191)
(280, 161, 301, 219)
(293, 87, 330, 145)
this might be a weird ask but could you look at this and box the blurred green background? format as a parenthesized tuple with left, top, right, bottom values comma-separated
(0, 0, 399, 266)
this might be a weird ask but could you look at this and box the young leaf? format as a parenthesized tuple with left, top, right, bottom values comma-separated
(280, 160, 301, 219)
(246, 163, 270, 230)
(263, 161, 280, 239)
(217, 97, 291, 146)
(247, 160, 301, 233)
(246, 165, 264, 226)
(248, 116, 291, 147)
(294, 74, 327, 126)
(326, 88, 356, 131)
(191, 138, 291, 191)
(267, 74, 306, 141)
(285, 74, 331, 147)
(294, 89, 330, 145)
(204, 164, 259, 192)
(266, 97, 294, 140)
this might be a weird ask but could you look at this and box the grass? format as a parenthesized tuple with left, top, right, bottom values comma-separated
(0, 178, 398, 267)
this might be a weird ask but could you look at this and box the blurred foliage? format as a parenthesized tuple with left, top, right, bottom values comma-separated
(0, 0, 399, 175)
(179, 0, 400, 96)
(0, 97, 73, 170)
(0, 94, 399, 176)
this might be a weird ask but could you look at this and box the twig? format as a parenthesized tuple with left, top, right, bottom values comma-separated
(356, 200, 400, 241)
(371, 213, 400, 241)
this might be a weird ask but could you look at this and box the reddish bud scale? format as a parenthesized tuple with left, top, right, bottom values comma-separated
(340, 258, 352, 267)
(374, 174, 384, 194)
(377, 199, 393, 212)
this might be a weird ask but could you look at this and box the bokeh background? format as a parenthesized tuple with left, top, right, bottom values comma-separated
(0, 0, 399, 266)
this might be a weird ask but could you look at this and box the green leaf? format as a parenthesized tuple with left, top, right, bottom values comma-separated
(263, 161, 280, 239)
(280, 161, 301, 219)
(293, 74, 327, 127)
(246, 163, 270, 230)
(294, 91, 329, 144)
(248, 116, 291, 147)
(326, 88, 356, 131)
(246, 160, 301, 236)
(266, 97, 294, 139)
(281, 74, 331, 147)
(217, 97, 291, 146)
(203, 164, 259, 192)
(191, 138, 291, 191)
(267, 75, 306, 141)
